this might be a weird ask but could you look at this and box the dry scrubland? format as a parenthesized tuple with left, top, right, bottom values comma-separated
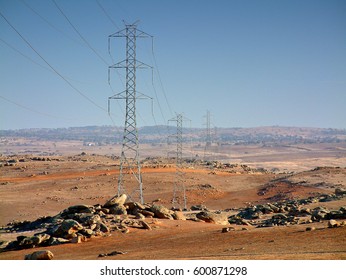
(0, 137, 346, 260)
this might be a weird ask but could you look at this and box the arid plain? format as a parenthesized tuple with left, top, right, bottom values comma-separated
(0, 132, 346, 260)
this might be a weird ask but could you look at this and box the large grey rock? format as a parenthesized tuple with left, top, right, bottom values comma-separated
(48, 237, 70, 246)
(312, 207, 329, 221)
(196, 211, 229, 225)
(172, 211, 186, 220)
(18, 236, 41, 248)
(52, 219, 83, 237)
(150, 205, 174, 219)
(109, 205, 127, 215)
(139, 209, 155, 217)
(24, 250, 54, 260)
(104, 194, 127, 208)
(98, 222, 110, 233)
(190, 205, 209, 211)
(125, 202, 146, 211)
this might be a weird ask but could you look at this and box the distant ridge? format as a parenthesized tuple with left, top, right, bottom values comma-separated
(1, 125, 345, 145)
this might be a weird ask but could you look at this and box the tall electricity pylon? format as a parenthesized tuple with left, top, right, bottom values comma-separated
(168, 113, 187, 210)
(108, 21, 152, 204)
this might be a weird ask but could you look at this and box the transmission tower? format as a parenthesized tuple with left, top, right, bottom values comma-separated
(108, 21, 152, 204)
(203, 110, 212, 160)
(168, 113, 187, 210)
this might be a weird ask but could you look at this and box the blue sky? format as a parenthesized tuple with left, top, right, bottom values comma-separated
(0, 0, 345, 130)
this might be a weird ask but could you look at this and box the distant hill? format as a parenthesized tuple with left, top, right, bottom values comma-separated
(1, 125, 345, 145)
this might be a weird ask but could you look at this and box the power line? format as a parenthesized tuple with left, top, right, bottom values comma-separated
(52, 0, 110, 66)
(0, 37, 52, 73)
(0, 10, 106, 112)
(20, 0, 83, 47)
(95, 0, 120, 30)
(0, 95, 77, 121)
(151, 46, 174, 117)
(0, 37, 89, 85)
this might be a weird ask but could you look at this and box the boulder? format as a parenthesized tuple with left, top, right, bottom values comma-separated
(196, 211, 229, 225)
(335, 188, 346, 196)
(104, 194, 127, 208)
(272, 213, 288, 220)
(71, 235, 87, 244)
(150, 205, 174, 219)
(125, 202, 146, 211)
(222, 227, 235, 233)
(98, 222, 110, 233)
(267, 203, 280, 213)
(48, 237, 70, 246)
(66, 205, 94, 214)
(52, 219, 83, 237)
(172, 211, 186, 220)
(18, 236, 41, 248)
(80, 228, 94, 237)
(312, 207, 329, 221)
(135, 213, 146, 219)
(139, 210, 155, 217)
(190, 205, 209, 211)
(109, 205, 127, 215)
(327, 210, 346, 219)
(328, 219, 340, 228)
(24, 250, 54, 260)
(306, 227, 316, 231)
(260, 205, 274, 214)
(141, 221, 152, 230)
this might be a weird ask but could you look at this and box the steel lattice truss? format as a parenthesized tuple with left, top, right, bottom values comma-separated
(108, 22, 152, 203)
(169, 113, 187, 210)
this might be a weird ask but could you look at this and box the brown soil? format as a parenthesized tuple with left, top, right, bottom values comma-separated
(0, 155, 345, 260)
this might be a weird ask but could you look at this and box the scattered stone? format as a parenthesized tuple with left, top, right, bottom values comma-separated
(24, 250, 54, 260)
(98, 251, 126, 258)
(141, 220, 152, 230)
(306, 227, 316, 231)
(328, 219, 340, 228)
(222, 227, 235, 233)
(196, 211, 229, 225)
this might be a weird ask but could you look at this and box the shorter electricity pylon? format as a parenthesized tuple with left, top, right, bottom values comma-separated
(168, 113, 189, 210)
(203, 110, 212, 160)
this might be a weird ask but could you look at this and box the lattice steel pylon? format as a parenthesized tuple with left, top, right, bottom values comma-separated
(169, 113, 187, 210)
(204, 110, 212, 158)
(108, 22, 152, 204)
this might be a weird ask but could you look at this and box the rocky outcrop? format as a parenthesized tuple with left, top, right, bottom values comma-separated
(24, 250, 54, 260)
(1, 197, 190, 252)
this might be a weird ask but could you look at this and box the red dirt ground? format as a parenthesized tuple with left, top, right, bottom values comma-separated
(0, 156, 345, 260)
